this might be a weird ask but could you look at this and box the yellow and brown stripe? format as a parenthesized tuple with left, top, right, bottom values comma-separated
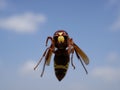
(54, 62, 69, 81)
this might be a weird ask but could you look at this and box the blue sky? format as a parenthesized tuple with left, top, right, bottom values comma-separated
(0, 0, 120, 90)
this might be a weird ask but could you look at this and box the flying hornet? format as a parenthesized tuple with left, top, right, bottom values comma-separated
(34, 30, 89, 81)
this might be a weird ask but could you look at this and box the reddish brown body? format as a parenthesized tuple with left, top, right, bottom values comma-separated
(34, 30, 89, 81)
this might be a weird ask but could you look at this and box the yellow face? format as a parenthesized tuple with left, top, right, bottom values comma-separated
(58, 35, 64, 43)
(54, 30, 69, 44)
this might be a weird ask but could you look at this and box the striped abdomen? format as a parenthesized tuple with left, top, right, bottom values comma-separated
(54, 49, 70, 81)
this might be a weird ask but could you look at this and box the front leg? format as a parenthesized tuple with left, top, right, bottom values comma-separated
(67, 38, 75, 69)
(70, 48, 76, 69)
(34, 47, 50, 70)
(46, 36, 53, 46)
(67, 38, 74, 54)
(45, 44, 55, 65)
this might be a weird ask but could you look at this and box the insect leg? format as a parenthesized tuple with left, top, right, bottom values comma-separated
(40, 59, 47, 77)
(71, 48, 75, 69)
(68, 38, 75, 69)
(46, 37, 53, 46)
(41, 46, 54, 77)
(34, 47, 49, 70)
(74, 49, 88, 74)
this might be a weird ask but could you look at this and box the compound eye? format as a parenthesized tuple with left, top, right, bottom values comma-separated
(64, 36, 68, 40)
(54, 32, 59, 37)
(54, 36, 58, 41)
(63, 31, 68, 36)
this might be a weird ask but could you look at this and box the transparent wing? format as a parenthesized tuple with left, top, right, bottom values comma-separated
(73, 43, 89, 65)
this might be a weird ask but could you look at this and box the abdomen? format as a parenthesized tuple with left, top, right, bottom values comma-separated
(54, 49, 70, 81)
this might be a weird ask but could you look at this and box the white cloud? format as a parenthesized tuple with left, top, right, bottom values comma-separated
(91, 66, 120, 82)
(0, 0, 7, 10)
(19, 60, 36, 76)
(106, 51, 119, 62)
(0, 12, 47, 33)
(91, 51, 120, 83)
